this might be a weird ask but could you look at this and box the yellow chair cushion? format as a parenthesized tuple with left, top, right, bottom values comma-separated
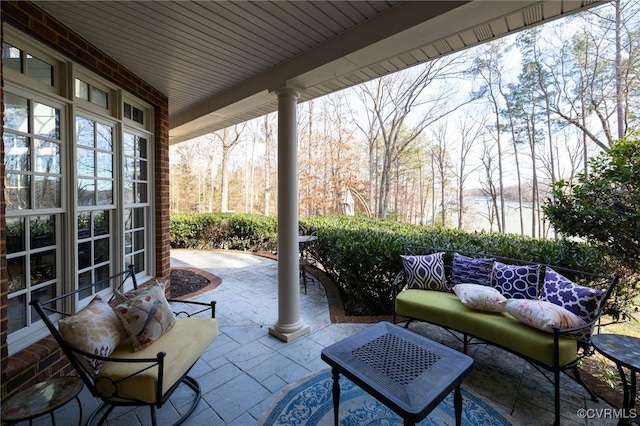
(395, 289, 577, 368)
(96, 317, 218, 403)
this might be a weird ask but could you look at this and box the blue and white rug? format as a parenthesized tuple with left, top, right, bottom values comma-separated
(258, 369, 512, 426)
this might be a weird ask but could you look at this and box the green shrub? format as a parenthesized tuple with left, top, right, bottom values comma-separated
(170, 213, 626, 317)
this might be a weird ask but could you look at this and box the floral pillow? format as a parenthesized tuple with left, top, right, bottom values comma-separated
(492, 262, 539, 299)
(506, 299, 586, 333)
(453, 284, 507, 312)
(114, 282, 176, 352)
(401, 253, 448, 291)
(452, 253, 494, 287)
(541, 267, 605, 341)
(58, 295, 125, 373)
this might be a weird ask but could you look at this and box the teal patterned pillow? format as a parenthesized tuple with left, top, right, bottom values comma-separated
(401, 253, 448, 291)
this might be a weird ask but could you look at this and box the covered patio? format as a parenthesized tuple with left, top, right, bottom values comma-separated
(1, 0, 613, 418)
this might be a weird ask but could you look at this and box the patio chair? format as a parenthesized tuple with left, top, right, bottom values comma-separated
(30, 265, 218, 426)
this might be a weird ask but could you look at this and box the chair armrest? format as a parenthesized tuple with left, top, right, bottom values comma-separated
(167, 299, 216, 318)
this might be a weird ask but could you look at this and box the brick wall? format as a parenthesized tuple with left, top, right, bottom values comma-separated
(1, 0, 171, 399)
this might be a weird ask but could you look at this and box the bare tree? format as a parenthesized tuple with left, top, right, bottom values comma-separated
(357, 57, 466, 218)
(453, 113, 485, 229)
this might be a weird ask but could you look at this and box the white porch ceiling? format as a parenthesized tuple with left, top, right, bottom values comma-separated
(34, 0, 604, 144)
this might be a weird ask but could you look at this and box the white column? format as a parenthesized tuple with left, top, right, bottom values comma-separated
(269, 87, 310, 342)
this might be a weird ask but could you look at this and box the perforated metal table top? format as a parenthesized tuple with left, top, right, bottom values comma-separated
(321, 321, 474, 423)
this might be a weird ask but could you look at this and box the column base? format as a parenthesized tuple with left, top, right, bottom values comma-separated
(269, 323, 310, 343)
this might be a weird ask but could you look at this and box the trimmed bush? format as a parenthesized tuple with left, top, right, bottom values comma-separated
(170, 213, 623, 317)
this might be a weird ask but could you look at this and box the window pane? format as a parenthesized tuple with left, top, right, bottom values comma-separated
(30, 215, 55, 249)
(34, 103, 60, 139)
(26, 54, 53, 86)
(76, 117, 95, 147)
(30, 249, 55, 285)
(134, 207, 145, 228)
(123, 180, 134, 204)
(77, 179, 96, 206)
(124, 158, 135, 180)
(134, 230, 145, 251)
(132, 107, 144, 125)
(125, 233, 132, 255)
(124, 208, 133, 230)
(94, 211, 109, 236)
(78, 271, 92, 300)
(7, 257, 26, 292)
(139, 159, 148, 181)
(75, 78, 89, 101)
(8, 294, 27, 334)
(34, 176, 61, 209)
(123, 133, 135, 156)
(78, 212, 91, 239)
(95, 265, 110, 291)
(77, 147, 95, 176)
(94, 238, 109, 263)
(136, 183, 147, 203)
(91, 86, 108, 109)
(124, 103, 131, 119)
(96, 152, 113, 178)
(30, 284, 56, 324)
(4, 133, 30, 171)
(134, 253, 145, 273)
(5, 173, 30, 210)
(97, 180, 113, 205)
(4, 93, 29, 132)
(35, 140, 60, 173)
(96, 123, 112, 151)
(2, 42, 23, 73)
(138, 137, 147, 158)
(78, 241, 91, 270)
(6, 218, 25, 253)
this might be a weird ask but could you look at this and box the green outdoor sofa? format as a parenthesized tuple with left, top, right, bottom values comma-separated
(392, 247, 620, 426)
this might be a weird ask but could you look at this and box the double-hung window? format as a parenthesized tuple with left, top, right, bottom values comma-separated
(3, 29, 154, 354)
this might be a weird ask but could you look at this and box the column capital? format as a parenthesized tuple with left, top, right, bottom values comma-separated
(274, 86, 300, 100)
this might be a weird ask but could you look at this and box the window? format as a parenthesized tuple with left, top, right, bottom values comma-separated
(76, 116, 116, 300)
(2, 42, 54, 87)
(3, 32, 154, 354)
(4, 91, 62, 338)
(123, 132, 150, 273)
(75, 78, 108, 109)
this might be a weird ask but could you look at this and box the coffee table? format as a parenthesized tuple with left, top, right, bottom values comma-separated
(321, 321, 474, 426)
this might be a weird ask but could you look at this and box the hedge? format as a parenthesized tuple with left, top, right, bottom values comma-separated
(170, 213, 625, 317)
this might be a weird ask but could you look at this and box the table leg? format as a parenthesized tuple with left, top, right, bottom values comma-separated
(454, 385, 462, 426)
(331, 369, 340, 426)
(75, 395, 83, 426)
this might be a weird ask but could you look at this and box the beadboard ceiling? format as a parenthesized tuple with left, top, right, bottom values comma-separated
(35, 1, 603, 144)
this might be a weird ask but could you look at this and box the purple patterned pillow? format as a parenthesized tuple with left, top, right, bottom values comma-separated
(401, 253, 448, 291)
(492, 262, 539, 299)
(541, 267, 605, 341)
(452, 253, 494, 286)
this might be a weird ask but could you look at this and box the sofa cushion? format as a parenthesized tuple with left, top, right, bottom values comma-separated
(96, 317, 218, 404)
(452, 253, 494, 287)
(453, 284, 507, 312)
(492, 262, 539, 299)
(395, 289, 578, 367)
(541, 267, 605, 341)
(505, 299, 586, 333)
(114, 282, 177, 351)
(58, 295, 125, 373)
(401, 253, 448, 291)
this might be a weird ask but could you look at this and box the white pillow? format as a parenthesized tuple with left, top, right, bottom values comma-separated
(505, 299, 586, 333)
(453, 284, 507, 312)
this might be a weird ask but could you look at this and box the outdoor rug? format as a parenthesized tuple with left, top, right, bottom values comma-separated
(258, 369, 512, 425)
